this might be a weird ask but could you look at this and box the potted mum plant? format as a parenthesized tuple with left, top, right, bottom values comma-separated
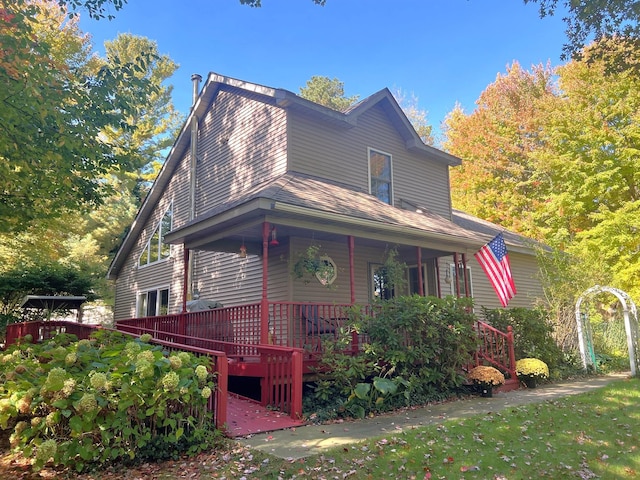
(516, 358, 549, 389)
(468, 365, 505, 397)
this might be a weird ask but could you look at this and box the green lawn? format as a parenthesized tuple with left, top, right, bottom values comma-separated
(6, 377, 640, 479)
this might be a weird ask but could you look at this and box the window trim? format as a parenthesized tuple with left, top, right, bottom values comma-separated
(137, 286, 170, 317)
(406, 259, 439, 297)
(449, 263, 473, 297)
(138, 203, 173, 268)
(367, 147, 394, 205)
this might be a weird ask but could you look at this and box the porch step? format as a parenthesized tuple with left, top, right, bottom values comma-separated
(496, 377, 521, 393)
(226, 393, 305, 438)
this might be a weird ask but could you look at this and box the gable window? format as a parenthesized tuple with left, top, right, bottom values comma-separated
(449, 263, 473, 297)
(139, 205, 173, 267)
(137, 287, 169, 317)
(368, 148, 393, 204)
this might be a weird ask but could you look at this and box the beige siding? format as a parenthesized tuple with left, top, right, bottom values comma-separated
(436, 252, 545, 313)
(290, 237, 352, 304)
(191, 251, 262, 306)
(114, 151, 192, 320)
(195, 91, 287, 213)
(288, 105, 452, 218)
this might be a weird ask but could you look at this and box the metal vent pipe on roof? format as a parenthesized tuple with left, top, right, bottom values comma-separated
(191, 73, 202, 107)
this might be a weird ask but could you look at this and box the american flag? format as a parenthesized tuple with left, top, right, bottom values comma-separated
(474, 233, 516, 307)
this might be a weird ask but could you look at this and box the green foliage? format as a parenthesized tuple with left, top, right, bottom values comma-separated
(308, 296, 478, 419)
(0, 0, 157, 234)
(0, 330, 220, 471)
(525, 0, 640, 69)
(291, 244, 336, 286)
(0, 263, 96, 323)
(482, 306, 566, 375)
(299, 76, 359, 111)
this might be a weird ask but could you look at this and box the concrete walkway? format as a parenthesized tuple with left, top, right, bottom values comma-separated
(238, 372, 630, 460)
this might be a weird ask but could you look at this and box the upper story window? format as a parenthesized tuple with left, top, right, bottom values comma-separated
(138, 204, 173, 267)
(368, 148, 393, 205)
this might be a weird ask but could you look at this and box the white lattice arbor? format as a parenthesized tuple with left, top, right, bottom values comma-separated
(575, 286, 639, 376)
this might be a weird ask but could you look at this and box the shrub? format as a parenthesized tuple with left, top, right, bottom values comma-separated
(0, 329, 220, 472)
(309, 295, 478, 418)
(482, 306, 566, 374)
(515, 357, 550, 380)
(468, 365, 505, 386)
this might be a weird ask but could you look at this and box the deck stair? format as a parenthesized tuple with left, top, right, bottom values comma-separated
(226, 394, 305, 437)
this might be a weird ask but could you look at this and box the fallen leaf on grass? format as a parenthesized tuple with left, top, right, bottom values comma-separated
(460, 465, 480, 472)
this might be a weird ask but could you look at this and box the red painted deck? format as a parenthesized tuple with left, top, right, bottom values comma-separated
(226, 393, 306, 438)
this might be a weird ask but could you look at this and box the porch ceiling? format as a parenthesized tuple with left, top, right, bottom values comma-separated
(165, 172, 488, 255)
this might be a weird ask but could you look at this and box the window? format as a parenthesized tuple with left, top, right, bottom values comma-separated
(315, 255, 337, 285)
(449, 263, 473, 297)
(368, 148, 393, 204)
(370, 263, 394, 301)
(407, 259, 439, 297)
(139, 205, 173, 267)
(137, 287, 169, 317)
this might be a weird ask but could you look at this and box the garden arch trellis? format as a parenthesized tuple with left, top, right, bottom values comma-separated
(575, 286, 639, 376)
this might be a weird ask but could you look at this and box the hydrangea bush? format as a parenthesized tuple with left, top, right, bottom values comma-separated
(0, 330, 220, 472)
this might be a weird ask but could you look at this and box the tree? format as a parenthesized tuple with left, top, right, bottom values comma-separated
(299, 76, 359, 111)
(530, 39, 640, 299)
(524, 0, 640, 71)
(100, 34, 181, 193)
(0, 0, 156, 233)
(91, 34, 182, 262)
(240, 0, 324, 6)
(393, 89, 434, 145)
(443, 62, 555, 237)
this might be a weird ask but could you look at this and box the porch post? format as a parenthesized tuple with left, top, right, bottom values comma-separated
(416, 246, 424, 296)
(260, 222, 270, 344)
(348, 235, 356, 304)
(453, 253, 461, 297)
(182, 247, 190, 313)
(435, 260, 442, 298)
(462, 253, 471, 297)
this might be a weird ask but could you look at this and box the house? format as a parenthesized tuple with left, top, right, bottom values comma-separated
(107, 71, 543, 326)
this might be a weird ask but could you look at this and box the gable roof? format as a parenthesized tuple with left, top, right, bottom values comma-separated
(108, 72, 464, 278)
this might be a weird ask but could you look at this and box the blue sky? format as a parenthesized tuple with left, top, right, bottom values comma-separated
(80, 0, 568, 141)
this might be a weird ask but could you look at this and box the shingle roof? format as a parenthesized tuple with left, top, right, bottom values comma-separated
(170, 172, 485, 246)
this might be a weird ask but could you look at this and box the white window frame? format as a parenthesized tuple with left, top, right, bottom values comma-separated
(137, 286, 170, 317)
(138, 204, 173, 268)
(449, 263, 473, 297)
(368, 148, 394, 205)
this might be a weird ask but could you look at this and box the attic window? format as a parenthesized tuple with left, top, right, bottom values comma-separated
(138, 204, 173, 267)
(368, 148, 393, 205)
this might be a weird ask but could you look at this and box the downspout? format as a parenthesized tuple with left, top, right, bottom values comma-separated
(186, 73, 202, 303)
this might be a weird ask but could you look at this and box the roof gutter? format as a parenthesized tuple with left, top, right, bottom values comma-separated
(271, 201, 482, 251)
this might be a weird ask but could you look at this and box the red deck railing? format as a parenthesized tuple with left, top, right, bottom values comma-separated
(5, 320, 100, 346)
(115, 320, 303, 419)
(474, 321, 517, 379)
